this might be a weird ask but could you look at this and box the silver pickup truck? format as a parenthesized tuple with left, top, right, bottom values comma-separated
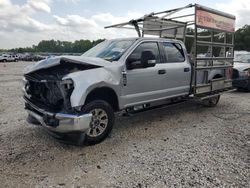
(23, 4, 235, 145)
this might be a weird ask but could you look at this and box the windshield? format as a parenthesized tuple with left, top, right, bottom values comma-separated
(82, 39, 134, 61)
(234, 54, 250, 63)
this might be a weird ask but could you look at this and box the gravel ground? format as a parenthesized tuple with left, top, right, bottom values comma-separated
(0, 61, 249, 188)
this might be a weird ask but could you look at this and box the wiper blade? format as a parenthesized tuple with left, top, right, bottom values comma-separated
(103, 58, 113, 62)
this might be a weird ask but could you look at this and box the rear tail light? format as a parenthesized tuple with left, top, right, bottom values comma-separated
(226, 67, 233, 79)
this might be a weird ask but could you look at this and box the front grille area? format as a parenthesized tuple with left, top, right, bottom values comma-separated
(24, 76, 64, 111)
(25, 101, 59, 127)
(232, 69, 239, 79)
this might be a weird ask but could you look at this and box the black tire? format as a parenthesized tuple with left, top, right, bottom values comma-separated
(81, 100, 114, 145)
(247, 83, 250, 92)
(202, 95, 220, 107)
(237, 87, 242, 92)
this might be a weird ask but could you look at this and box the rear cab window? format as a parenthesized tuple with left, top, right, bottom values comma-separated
(162, 42, 185, 63)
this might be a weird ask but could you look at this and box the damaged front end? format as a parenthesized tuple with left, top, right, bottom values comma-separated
(23, 58, 100, 133)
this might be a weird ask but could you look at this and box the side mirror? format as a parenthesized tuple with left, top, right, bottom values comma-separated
(126, 56, 140, 70)
(141, 50, 156, 68)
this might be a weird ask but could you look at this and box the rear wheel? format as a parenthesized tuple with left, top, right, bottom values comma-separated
(202, 95, 220, 107)
(81, 100, 114, 145)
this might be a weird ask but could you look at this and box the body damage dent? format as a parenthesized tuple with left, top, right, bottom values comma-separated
(23, 56, 117, 113)
(64, 66, 122, 108)
(24, 55, 111, 74)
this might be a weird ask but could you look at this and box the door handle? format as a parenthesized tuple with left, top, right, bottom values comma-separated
(184, 68, 190, 72)
(158, 69, 166, 75)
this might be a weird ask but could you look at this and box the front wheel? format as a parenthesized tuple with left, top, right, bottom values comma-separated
(202, 95, 220, 107)
(81, 100, 114, 145)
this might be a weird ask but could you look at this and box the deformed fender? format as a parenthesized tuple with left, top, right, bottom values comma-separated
(63, 66, 122, 108)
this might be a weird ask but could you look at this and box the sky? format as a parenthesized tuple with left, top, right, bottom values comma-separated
(0, 0, 250, 49)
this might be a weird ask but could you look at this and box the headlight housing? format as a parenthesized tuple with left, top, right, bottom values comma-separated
(61, 79, 74, 90)
(60, 79, 74, 109)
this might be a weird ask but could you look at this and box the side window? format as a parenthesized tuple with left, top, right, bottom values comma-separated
(127, 42, 160, 68)
(163, 42, 185, 62)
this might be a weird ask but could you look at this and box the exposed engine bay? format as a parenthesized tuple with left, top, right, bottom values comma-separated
(24, 60, 100, 113)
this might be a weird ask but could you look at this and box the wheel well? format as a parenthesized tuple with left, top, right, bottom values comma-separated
(213, 74, 223, 79)
(85, 87, 119, 111)
(208, 74, 223, 84)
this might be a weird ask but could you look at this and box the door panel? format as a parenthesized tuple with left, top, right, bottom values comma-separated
(124, 63, 170, 105)
(122, 41, 169, 106)
(160, 42, 191, 96)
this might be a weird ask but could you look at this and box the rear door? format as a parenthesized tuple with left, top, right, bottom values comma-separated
(159, 42, 191, 96)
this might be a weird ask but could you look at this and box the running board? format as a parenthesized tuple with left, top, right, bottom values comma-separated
(122, 99, 187, 117)
(121, 88, 236, 117)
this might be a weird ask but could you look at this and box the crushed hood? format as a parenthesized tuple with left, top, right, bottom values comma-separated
(234, 62, 250, 72)
(24, 55, 111, 74)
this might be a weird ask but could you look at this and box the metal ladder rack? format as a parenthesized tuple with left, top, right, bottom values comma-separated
(105, 4, 236, 96)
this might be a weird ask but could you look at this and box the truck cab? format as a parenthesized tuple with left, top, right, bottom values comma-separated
(81, 37, 192, 108)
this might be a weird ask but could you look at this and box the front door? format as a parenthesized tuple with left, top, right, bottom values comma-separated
(122, 41, 169, 107)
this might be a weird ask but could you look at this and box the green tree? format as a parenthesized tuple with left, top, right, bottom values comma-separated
(73, 40, 92, 53)
(235, 25, 250, 51)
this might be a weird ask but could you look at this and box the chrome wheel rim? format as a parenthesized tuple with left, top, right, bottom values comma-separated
(86, 108, 108, 137)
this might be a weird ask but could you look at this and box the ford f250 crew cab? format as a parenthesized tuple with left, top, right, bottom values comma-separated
(23, 4, 236, 145)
